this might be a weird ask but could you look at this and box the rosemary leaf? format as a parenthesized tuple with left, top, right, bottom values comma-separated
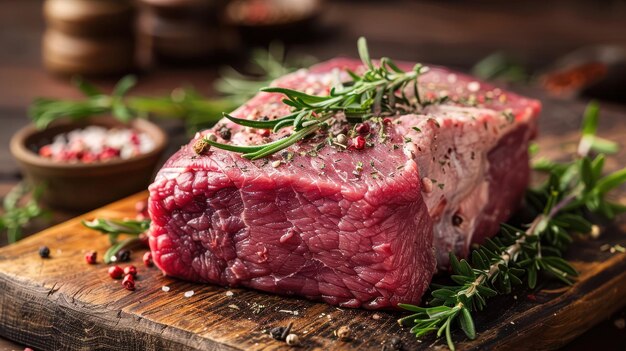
(82, 218, 150, 235)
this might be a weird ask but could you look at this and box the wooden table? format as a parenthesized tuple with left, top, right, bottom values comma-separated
(1, 0, 626, 349)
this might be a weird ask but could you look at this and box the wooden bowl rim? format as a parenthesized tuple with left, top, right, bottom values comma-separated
(9, 116, 168, 171)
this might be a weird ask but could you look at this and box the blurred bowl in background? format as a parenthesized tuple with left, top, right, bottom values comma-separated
(10, 116, 167, 212)
(43, 0, 134, 37)
(136, 0, 239, 64)
(42, 29, 135, 76)
(226, 0, 321, 43)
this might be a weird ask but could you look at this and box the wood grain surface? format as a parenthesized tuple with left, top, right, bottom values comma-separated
(0, 127, 625, 350)
(2, 1, 626, 349)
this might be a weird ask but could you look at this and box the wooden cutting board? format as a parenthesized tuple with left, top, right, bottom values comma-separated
(1, 120, 625, 351)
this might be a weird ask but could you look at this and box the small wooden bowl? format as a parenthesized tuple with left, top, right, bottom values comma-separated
(10, 117, 167, 212)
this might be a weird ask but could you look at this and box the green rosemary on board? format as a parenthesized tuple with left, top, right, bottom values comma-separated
(82, 218, 151, 263)
(397, 101, 626, 350)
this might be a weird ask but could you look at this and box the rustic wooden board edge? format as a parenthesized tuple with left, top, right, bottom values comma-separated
(0, 192, 240, 351)
(0, 272, 230, 351)
(0, 190, 416, 351)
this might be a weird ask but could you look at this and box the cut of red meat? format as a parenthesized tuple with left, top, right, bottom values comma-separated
(148, 58, 540, 309)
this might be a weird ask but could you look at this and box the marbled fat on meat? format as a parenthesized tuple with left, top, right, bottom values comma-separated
(148, 58, 540, 309)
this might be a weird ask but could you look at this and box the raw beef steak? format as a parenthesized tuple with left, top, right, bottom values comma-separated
(148, 58, 540, 309)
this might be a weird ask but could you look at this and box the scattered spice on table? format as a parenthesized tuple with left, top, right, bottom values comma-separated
(108, 265, 124, 279)
(285, 333, 299, 346)
(184, 290, 194, 298)
(335, 325, 351, 341)
(38, 246, 50, 258)
(85, 251, 97, 264)
(611, 244, 626, 253)
(116, 249, 131, 262)
(250, 302, 265, 314)
(124, 265, 137, 277)
(122, 274, 135, 291)
(269, 321, 293, 341)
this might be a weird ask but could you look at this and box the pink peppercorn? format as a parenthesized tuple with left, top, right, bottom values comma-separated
(353, 136, 366, 150)
(39, 145, 53, 157)
(122, 274, 135, 291)
(356, 123, 370, 135)
(99, 147, 120, 161)
(85, 251, 97, 264)
(108, 265, 124, 279)
(130, 132, 140, 145)
(124, 265, 137, 277)
(81, 152, 97, 163)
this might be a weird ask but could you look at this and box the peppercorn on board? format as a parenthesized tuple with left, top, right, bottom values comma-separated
(0, 102, 625, 351)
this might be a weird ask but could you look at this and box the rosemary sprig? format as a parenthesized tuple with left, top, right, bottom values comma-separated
(82, 218, 151, 263)
(398, 102, 626, 350)
(82, 218, 150, 236)
(0, 182, 48, 244)
(29, 45, 309, 134)
(215, 42, 316, 105)
(82, 218, 150, 243)
(471, 52, 528, 83)
(203, 37, 429, 160)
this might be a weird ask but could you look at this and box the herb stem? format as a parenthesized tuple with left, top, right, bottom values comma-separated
(204, 37, 431, 159)
(467, 191, 578, 299)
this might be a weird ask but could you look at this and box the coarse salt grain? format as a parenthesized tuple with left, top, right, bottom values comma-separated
(467, 81, 481, 92)
(279, 310, 299, 315)
(162, 286, 170, 292)
(225, 291, 234, 297)
(184, 290, 194, 298)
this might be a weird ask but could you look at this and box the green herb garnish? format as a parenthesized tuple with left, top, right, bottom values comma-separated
(29, 45, 311, 134)
(0, 182, 48, 243)
(398, 103, 626, 350)
(202, 37, 430, 160)
(82, 218, 151, 263)
(471, 52, 528, 83)
(82, 218, 150, 237)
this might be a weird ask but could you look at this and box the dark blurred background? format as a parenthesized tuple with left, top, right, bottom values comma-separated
(1, 0, 626, 349)
(1, 0, 625, 157)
